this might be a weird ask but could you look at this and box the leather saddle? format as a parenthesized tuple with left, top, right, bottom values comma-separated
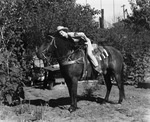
(81, 44, 109, 80)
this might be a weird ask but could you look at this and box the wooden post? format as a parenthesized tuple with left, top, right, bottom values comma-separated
(100, 9, 104, 28)
(121, 5, 125, 19)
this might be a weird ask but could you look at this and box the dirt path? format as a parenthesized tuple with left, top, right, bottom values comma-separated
(0, 80, 150, 122)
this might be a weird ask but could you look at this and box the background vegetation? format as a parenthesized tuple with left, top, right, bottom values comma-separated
(0, 0, 150, 104)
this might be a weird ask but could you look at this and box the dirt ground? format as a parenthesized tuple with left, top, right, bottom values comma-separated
(0, 79, 150, 122)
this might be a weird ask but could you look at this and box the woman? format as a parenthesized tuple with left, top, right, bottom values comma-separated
(56, 26, 102, 73)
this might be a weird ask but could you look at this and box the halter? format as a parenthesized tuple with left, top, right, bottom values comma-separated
(41, 36, 56, 62)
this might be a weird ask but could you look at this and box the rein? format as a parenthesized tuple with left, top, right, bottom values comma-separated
(43, 36, 85, 65)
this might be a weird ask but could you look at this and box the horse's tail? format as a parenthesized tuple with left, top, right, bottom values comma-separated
(122, 61, 127, 83)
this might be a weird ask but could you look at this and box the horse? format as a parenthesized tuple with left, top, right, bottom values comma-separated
(37, 32, 125, 112)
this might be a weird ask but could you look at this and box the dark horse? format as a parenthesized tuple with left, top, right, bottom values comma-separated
(37, 32, 125, 112)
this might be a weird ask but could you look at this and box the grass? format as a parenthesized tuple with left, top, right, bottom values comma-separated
(83, 79, 103, 98)
(0, 101, 50, 122)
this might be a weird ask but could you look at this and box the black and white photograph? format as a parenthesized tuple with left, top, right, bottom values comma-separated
(0, 0, 149, 121)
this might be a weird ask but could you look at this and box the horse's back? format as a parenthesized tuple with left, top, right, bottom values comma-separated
(105, 46, 123, 61)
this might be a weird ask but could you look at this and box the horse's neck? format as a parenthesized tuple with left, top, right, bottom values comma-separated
(55, 36, 74, 55)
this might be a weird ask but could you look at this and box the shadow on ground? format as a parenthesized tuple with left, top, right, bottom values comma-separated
(23, 95, 106, 108)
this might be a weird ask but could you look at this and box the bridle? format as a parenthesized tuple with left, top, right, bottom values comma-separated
(41, 35, 56, 63)
(42, 35, 85, 65)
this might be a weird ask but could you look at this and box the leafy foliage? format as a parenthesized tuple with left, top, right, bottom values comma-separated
(117, 0, 150, 84)
(125, 0, 150, 32)
(0, 0, 150, 105)
(0, 0, 102, 104)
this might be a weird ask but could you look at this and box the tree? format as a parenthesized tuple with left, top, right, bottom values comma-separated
(125, 0, 150, 32)
(121, 0, 150, 85)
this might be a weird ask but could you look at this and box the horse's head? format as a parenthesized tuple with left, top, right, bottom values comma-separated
(37, 31, 83, 64)
(36, 35, 54, 60)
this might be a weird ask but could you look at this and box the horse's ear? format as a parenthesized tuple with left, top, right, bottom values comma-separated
(45, 31, 53, 38)
(48, 32, 55, 36)
(44, 33, 54, 43)
(47, 35, 54, 40)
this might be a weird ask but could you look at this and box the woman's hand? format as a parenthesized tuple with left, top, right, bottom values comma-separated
(59, 30, 68, 38)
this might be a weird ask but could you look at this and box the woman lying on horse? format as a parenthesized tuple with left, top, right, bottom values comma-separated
(56, 26, 108, 74)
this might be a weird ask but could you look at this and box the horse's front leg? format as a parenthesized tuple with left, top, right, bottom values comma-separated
(65, 77, 78, 112)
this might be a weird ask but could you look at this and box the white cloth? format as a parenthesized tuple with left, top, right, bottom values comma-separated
(67, 32, 98, 67)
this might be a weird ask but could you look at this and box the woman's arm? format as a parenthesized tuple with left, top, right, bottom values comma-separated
(67, 32, 86, 42)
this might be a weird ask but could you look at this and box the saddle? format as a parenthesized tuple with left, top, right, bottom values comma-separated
(92, 44, 108, 61)
(81, 44, 109, 79)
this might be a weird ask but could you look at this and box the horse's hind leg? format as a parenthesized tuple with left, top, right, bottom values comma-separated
(115, 73, 125, 103)
(103, 73, 112, 102)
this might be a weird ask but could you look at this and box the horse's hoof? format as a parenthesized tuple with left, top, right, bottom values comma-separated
(68, 106, 79, 113)
(102, 100, 107, 104)
(68, 106, 76, 113)
(118, 99, 123, 104)
(102, 98, 109, 103)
